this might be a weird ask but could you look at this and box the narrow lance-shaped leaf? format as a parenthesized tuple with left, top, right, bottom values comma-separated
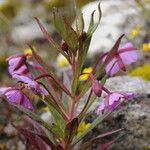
(79, 128, 124, 150)
(75, 8, 85, 34)
(48, 105, 65, 138)
(53, 9, 78, 54)
(88, 2, 102, 36)
(97, 134, 125, 150)
(15, 127, 56, 150)
(35, 18, 69, 60)
(13, 104, 60, 141)
(42, 94, 69, 122)
(77, 3, 101, 75)
(71, 111, 113, 146)
(17, 127, 41, 150)
(65, 118, 78, 146)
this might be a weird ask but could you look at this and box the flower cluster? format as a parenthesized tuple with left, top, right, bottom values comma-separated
(0, 53, 48, 110)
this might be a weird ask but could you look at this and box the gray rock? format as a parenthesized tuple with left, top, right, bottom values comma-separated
(11, 21, 54, 44)
(105, 76, 150, 94)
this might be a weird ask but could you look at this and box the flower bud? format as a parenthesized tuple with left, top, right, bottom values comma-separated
(61, 41, 68, 53)
(92, 80, 102, 97)
(79, 32, 87, 42)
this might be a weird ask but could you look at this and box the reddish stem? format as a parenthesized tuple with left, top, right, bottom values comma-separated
(69, 98, 76, 121)
(102, 86, 111, 94)
(78, 89, 93, 119)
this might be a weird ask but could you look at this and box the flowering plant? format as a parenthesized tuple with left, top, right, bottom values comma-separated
(0, 3, 139, 150)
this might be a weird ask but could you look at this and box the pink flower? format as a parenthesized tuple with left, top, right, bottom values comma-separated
(0, 87, 33, 110)
(96, 92, 134, 114)
(7, 54, 48, 95)
(13, 74, 48, 95)
(7, 54, 32, 78)
(105, 42, 139, 76)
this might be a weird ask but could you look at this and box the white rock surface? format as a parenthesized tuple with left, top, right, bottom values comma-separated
(105, 76, 150, 94)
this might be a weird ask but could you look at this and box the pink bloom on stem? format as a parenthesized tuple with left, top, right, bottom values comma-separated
(13, 74, 48, 95)
(0, 87, 33, 110)
(7, 54, 32, 78)
(96, 92, 134, 114)
(105, 42, 139, 76)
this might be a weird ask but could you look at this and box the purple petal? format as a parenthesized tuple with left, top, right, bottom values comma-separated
(9, 65, 32, 78)
(8, 56, 23, 69)
(107, 101, 120, 112)
(38, 86, 49, 95)
(1, 88, 33, 110)
(108, 93, 124, 105)
(105, 58, 120, 76)
(96, 100, 120, 114)
(5, 90, 22, 103)
(123, 92, 135, 100)
(0, 87, 12, 94)
(22, 94, 34, 110)
(96, 102, 105, 114)
(119, 43, 139, 65)
(13, 74, 39, 89)
(13, 75, 48, 95)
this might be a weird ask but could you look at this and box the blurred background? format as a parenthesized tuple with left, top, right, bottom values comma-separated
(0, 0, 149, 149)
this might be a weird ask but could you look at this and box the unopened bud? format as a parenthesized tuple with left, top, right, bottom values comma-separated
(61, 41, 68, 52)
(92, 80, 102, 97)
(79, 32, 87, 42)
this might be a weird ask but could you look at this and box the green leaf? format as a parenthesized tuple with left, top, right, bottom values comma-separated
(43, 94, 69, 122)
(75, 9, 85, 34)
(87, 2, 102, 36)
(35, 18, 69, 60)
(79, 128, 123, 150)
(49, 106, 65, 138)
(72, 3, 102, 95)
(65, 118, 78, 146)
(53, 9, 78, 54)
